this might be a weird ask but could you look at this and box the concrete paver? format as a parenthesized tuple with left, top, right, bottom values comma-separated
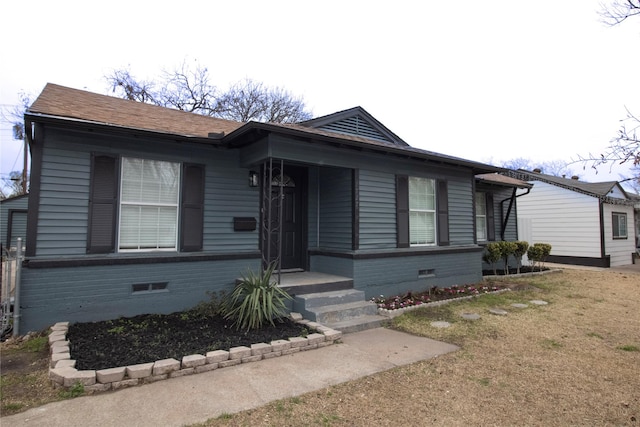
(3, 328, 458, 427)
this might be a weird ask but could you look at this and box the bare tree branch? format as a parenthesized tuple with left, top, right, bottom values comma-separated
(105, 64, 312, 123)
(573, 107, 640, 173)
(599, 0, 640, 25)
(106, 68, 157, 104)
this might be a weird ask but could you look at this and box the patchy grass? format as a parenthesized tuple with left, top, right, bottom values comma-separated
(200, 269, 640, 426)
(2, 269, 639, 426)
(0, 332, 64, 416)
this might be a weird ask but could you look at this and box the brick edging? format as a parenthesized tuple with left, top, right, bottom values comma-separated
(48, 314, 342, 393)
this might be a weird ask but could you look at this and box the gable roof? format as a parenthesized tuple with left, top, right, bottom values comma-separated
(27, 83, 244, 138)
(508, 169, 633, 205)
(25, 83, 502, 173)
(299, 106, 409, 146)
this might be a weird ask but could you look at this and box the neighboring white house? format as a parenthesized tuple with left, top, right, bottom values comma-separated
(510, 170, 636, 267)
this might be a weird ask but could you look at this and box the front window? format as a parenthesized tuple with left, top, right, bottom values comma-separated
(476, 192, 487, 241)
(409, 177, 436, 245)
(612, 212, 627, 239)
(119, 158, 180, 251)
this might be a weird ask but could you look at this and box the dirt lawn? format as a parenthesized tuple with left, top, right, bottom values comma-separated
(1, 268, 639, 425)
(201, 268, 639, 426)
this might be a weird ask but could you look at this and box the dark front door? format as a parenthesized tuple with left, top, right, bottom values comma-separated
(266, 165, 305, 270)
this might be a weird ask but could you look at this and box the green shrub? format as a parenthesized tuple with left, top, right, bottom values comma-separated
(222, 263, 292, 331)
(497, 241, 518, 275)
(527, 243, 552, 271)
(513, 241, 529, 274)
(483, 242, 502, 275)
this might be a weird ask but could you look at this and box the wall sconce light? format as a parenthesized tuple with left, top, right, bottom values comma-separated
(249, 170, 259, 187)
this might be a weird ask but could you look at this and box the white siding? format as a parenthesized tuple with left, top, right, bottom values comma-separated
(602, 203, 636, 266)
(517, 181, 601, 257)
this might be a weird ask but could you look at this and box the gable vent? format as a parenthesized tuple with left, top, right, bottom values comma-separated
(317, 116, 393, 143)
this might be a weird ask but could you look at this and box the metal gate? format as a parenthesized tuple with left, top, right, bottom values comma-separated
(1, 238, 23, 339)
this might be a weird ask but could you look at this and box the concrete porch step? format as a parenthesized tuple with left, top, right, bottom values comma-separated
(323, 315, 388, 334)
(311, 300, 379, 325)
(278, 272, 353, 295)
(293, 289, 366, 309)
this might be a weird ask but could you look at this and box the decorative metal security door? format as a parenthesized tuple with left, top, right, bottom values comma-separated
(261, 160, 304, 281)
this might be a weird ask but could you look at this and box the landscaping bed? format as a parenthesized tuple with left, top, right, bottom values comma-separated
(371, 283, 508, 313)
(67, 313, 309, 371)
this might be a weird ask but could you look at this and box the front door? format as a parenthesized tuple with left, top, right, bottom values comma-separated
(265, 165, 305, 270)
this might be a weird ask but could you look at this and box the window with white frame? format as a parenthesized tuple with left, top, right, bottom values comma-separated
(612, 212, 627, 239)
(409, 177, 436, 245)
(119, 158, 180, 251)
(475, 192, 487, 241)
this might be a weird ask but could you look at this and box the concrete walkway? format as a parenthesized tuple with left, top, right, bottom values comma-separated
(3, 328, 459, 427)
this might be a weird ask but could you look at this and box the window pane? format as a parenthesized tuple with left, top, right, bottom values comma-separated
(475, 192, 487, 240)
(475, 193, 486, 215)
(408, 177, 436, 245)
(409, 177, 435, 210)
(410, 212, 435, 245)
(119, 205, 141, 249)
(121, 158, 144, 202)
(119, 158, 179, 251)
(477, 220, 487, 241)
(613, 213, 627, 238)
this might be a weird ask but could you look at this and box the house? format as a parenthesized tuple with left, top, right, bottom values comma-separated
(18, 83, 513, 334)
(0, 194, 28, 253)
(510, 169, 637, 267)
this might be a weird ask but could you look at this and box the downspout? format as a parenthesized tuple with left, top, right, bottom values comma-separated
(599, 200, 606, 263)
(499, 187, 531, 241)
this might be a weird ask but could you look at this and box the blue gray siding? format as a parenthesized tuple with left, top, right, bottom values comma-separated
(21, 125, 488, 333)
(307, 167, 319, 248)
(358, 170, 396, 249)
(1, 195, 28, 250)
(31, 128, 259, 257)
(20, 258, 259, 332)
(353, 250, 482, 298)
(448, 178, 474, 245)
(37, 143, 90, 256)
(318, 168, 352, 249)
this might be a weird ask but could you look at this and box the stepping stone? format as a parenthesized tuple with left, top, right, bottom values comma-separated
(430, 321, 452, 328)
(460, 313, 481, 320)
(511, 303, 528, 309)
(489, 308, 508, 316)
(529, 300, 548, 305)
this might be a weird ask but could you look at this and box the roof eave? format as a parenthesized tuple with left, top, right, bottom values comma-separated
(24, 112, 226, 146)
(224, 122, 502, 173)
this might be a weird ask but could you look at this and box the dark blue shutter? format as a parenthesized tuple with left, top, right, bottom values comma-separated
(396, 175, 409, 248)
(486, 193, 495, 241)
(180, 163, 205, 252)
(437, 180, 449, 246)
(87, 154, 118, 253)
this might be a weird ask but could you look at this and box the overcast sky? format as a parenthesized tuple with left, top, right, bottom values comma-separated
(1, 0, 639, 193)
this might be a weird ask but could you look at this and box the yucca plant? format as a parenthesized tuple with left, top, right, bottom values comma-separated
(222, 263, 292, 331)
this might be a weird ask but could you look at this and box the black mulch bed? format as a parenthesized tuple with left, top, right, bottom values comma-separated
(67, 313, 308, 371)
(482, 266, 550, 276)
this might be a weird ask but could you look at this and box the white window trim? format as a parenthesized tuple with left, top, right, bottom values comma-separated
(117, 157, 181, 252)
(476, 192, 487, 242)
(409, 177, 437, 246)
